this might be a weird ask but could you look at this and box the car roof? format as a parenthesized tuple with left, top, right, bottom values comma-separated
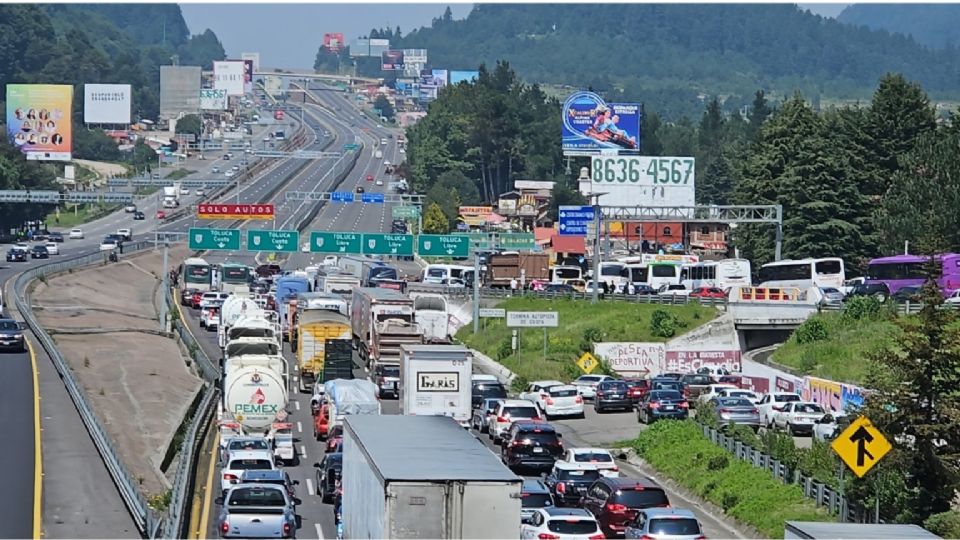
(548, 384, 578, 392)
(543, 507, 593, 518)
(554, 460, 599, 471)
(226, 449, 274, 460)
(531, 380, 565, 387)
(521, 479, 550, 493)
(604, 476, 661, 489)
(641, 507, 698, 519)
(500, 399, 537, 407)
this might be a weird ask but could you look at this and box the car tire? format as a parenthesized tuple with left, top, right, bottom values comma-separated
(577, 412, 585, 419)
(595, 404, 603, 414)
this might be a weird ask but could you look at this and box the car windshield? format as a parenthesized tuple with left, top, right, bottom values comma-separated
(227, 487, 286, 507)
(718, 398, 754, 407)
(650, 391, 682, 400)
(0, 321, 19, 331)
(796, 404, 825, 414)
(518, 432, 559, 445)
(614, 489, 669, 508)
(776, 394, 801, 403)
(649, 518, 701, 535)
(600, 381, 628, 392)
(503, 407, 539, 418)
(230, 440, 270, 452)
(476, 384, 507, 399)
(728, 391, 754, 398)
(557, 468, 601, 482)
(547, 519, 598, 534)
(228, 459, 273, 470)
(550, 388, 578, 397)
(521, 493, 553, 508)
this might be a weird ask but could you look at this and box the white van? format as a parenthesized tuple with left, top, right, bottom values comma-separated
(422, 264, 471, 285)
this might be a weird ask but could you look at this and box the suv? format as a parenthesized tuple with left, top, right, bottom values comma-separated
(472, 379, 507, 409)
(595, 380, 632, 413)
(501, 422, 563, 471)
(520, 479, 555, 523)
(490, 399, 541, 443)
(582, 477, 671, 538)
(543, 462, 602, 507)
(238, 470, 298, 502)
(315, 452, 342, 503)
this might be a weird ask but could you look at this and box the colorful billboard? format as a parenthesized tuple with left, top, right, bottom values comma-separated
(6, 84, 72, 161)
(323, 33, 345, 52)
(562, 91, 641, 153)
(449, 70, 479, 84)
(381, 50, 404, 71)
(243, 59, 254, 95)
(83, 83, 131, 124)
(199, 89, 228, 110)
(213, 60, 245, 96)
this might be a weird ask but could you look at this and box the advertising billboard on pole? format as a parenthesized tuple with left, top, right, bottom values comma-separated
(323, 33, 345, 52)
(241, 52, 260, 72)
(381, 50, 404, 70)
(562, 91, 641, 154)
(449, 70, 479, 85)
(83, 84, 131, 124)
(580, 155, 696, 208)
(214, 60, 245, 96)
(242, 59, 254, 94)
(160, 65, 201, 120)
(199, 89, 228, 110)
(6, 84, 72, 161)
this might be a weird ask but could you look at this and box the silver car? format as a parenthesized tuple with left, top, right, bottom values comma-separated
(820, 287, 845, 305)
(625, 507, 704, 539)
(471, 398, 502, 433)
(708, 396, 762, 431)
(218, 484, 296, 538)
(571, 374, 616, 400)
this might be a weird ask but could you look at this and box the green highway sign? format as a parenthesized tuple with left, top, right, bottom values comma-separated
(418, 234, 470, 258)
(392, 205, 420, 219)
(461, 232, 492, 249)
(189, 228, 241, 251)
(310, 231, 362, 254)
(499, 233, 536, 250)
(247, 229, 299, 252)
(344, 143, 360, 151)
(363, 233, 414, 256)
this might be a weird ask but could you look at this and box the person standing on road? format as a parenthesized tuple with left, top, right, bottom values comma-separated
(510, 277, 518, 295)
(628, 281, 636, 295)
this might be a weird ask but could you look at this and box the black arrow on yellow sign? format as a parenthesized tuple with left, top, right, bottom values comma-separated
(849, 425, 875, 467)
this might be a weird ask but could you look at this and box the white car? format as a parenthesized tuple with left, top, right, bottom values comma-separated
(489, 399, 541, 443)
(196, 189, 206, 197)
(211, 166, 220, 174)
(219, 437, 271, 466)
(771, 401, 827, 436)
(224, 170, 235, 178)
(199, 292, 230, 310)
(68, 228, 84, 239)
(840, 277, 865, 296)
(43, 242, 59, 255)
(697, 383, 740, 404)
(179, 187, 189, 195)
(813, 412, 849, 442)
(519, 380, 566, 409)
(123, 204, 137, 213)
(99, 239, 118, 252)
(757, 392, 802, 427)
(201, 307, 220, 330)
(541, 385, 585, 419)
(322, 255, 339, 267)
(375, 179, 384, 186)
(301, 242, 310, 253)
(521, 507, 601, 539)
(557, 447, 619, 477)
(14, 243, 29, 251)
(946, 290, 960, 305)
(717, 388, 762, 405)
(220, 449, 276, 494)
(570, 374, 617, 400)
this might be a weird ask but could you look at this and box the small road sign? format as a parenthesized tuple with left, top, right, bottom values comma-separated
(506, 311, 559, 328)
(330, 191, 354, 202)
(392, 205, 419, 219)
(247, 229, 299, 252)
(558, 205, 595, 236)
(188, 228, 241, 251)
(361, 193, 385, 204)
(418, 234, 469, 258)
(831, 415, 892, 478)
(576, 352, 599, 374)
(310, 231, 362, 254)
(478, 308, 506, 318)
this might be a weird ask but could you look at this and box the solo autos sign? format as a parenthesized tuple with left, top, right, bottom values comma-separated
(197, 204, 275, 220)
(6, 84, 73, 161)
(213, 60, 245, 96)
(83, 84, 131, 124)
(199, 89, 228, 110)
(562, 91, 641, 154)
(593, 343, 666, 375)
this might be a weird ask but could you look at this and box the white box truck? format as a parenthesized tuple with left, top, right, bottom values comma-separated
(342, 415, 521, 539)
(399, 344, 472, 428)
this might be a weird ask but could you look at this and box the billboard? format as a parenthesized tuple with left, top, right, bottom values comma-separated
(83, 84, 131, 124)
(241, 52, 260, 73)
(214, 60, 245, 96)
(593, 343, 666, 376)
(243, 59, 254, 94)
(449, 70, 479, 84)
(580, 155, 696, 207)
(6, 84, 72, 161)
(352, 38, 390, 57)
(562, 91, 641, 153)
(160, 65, 201, 120)
(381, 50, 404, 70)
(323, 32, 345, 52)
(395, 79, 417, 98)
(403, 49, 428, 64)
(199, 89, 228, 110)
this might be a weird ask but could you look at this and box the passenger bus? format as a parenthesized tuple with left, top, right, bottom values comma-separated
(422, 264, 472, 285)
(758, 257, 845, 290)
(865, 253, 960, 298)
(598, 262, 628, 291)
(620, 262, 682, 290)
(180, 257, 212, 292)
(682, 259, 752, 291)
(218, 263, 252, 294)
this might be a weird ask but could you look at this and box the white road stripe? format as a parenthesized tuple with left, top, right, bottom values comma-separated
(300, 445, 307, 458)
(306, 477, 315, 496)
(315, 523, 325, 540)
(297, 421, 303, 433)
(294, 401, 301, 411)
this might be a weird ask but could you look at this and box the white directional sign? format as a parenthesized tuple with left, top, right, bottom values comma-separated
(479, 308, 506, 318)
(507, 311, 559, 328)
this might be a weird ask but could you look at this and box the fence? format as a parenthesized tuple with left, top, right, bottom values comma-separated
(820, 300, 957, 316)
(13, 239, 220, 538)
(404, 283, 728, 308)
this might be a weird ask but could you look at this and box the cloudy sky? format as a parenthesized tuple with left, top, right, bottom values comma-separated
(180, 3, 849, 70)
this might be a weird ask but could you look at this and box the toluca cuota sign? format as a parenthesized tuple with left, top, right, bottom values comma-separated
(197, 203, 274, 220)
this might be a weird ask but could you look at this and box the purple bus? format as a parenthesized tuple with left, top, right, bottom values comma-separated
(865, 253, 960, 298)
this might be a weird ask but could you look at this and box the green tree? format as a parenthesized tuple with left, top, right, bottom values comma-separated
(746, 90, 772, 142)
(640, 111, 664, 155)
(866, 73, 936, 191)
(128, 141, 157, 174)
(177, 29, 226, 70)
(697, 155, 735, 205)
(73, 128, 122, 161)
(373, 95, 395, 121)
(422, 202, 449, 233)
(175, 114, 202, 138)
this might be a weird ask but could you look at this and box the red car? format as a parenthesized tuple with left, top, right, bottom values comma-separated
(366, 174, 374, 181)
(689, 287, 727, 299)
(191, 291, 204, 309)
(624, 379, 652, 405)
(156, 210, 167, 220)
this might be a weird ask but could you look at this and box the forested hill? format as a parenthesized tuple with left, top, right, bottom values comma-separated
(397, 4, 960, 118)
(837, 4, 960, 50)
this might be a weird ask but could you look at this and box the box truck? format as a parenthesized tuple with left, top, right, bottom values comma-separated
(399, 344, 472, 427)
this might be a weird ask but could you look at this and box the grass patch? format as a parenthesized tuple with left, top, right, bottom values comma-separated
(456, 297, 716, 383)
(165, 168, 196, 181)
(631, 420, 832, 537)
(47, 203, 117, 229)
(770, 312, 902, 384)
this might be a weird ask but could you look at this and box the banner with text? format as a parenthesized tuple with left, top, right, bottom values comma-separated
(6, 84, 72, 161)
(83, 83, 131, 124)
(197, 203, 274, 220)
(200, 89, 228, 110)
(562, 90, 641, 154)
(593, 342, 665, 375)
(663, 350, 742, 374)
(583, 155, 696, 208)
(214, 61, 245, 96)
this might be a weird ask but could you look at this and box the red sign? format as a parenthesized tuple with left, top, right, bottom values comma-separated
(663, 350, 742, 373)
(719, 374, 770, 395)
(197, 204, 274, 220)
(775, 376, 796, 393)
(323, 32, 345, 52)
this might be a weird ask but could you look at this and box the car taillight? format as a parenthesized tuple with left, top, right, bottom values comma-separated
(223, 473, 238, 482)
(545, 398, 554, 405)
(751, 408, 759, 414)
(680, 401, 690, 409)
(606, 503, 627, 513)
(695, 536, 707, 540)
(575, 395, 583, 404)
(283, 522, 292, 536)
(640, 535, 655, 540)
(611, 465, 619, 472)
(588, 534, 605, 540)
(497, 416, 509, 423)
(649, 401, 660, 409)
(556, 482, 566, 493)
(538, 534, 560, 540)
(596, 392, 605, 398)
(221, 520, 229, 534)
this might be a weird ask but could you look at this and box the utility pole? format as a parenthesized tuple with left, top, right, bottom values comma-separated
(589, 192, 606, 305)
(472, 251, 481, 334)
(159, 239, 169, 332)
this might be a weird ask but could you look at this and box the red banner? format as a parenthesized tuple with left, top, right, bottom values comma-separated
(775, 376, 796, 393)
(197, 203, 274, 220)
(663, 350, 742, 373)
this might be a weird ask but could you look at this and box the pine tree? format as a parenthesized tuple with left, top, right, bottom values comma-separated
(422, 202, 450, 234)
(746, 90, 772, 142)
(697, 155, 735, 205)
(866, 73, 936, 189)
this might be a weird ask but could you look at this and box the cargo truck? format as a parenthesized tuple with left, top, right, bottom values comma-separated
(410, 293, 451, 343)
(296, 310, 351, 393)
(351, 288, 423, 373)
(399, 345, 473, 427)
(485, 252, 550, 288)
(162, 185, 180, 208)
(342, 415, 522, 539)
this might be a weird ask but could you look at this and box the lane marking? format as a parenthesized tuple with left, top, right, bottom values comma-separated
(299, 445, 307, 459)
(196, 431, 221, 540)
(294, 401, 301, 411)
(297, 421, 303, 433)
(28, 339, 42, 540)
(305, 477, 315, 496)
(315, 523, 325, 540)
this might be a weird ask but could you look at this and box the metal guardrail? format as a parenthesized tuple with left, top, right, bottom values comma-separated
(820, 300, 957, 316)
(13, 240, 222, 538)
(403, 284, 729, 307)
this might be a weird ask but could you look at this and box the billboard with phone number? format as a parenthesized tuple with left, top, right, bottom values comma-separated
(562, 90, 641, 154)
(6, 84, 72, 161)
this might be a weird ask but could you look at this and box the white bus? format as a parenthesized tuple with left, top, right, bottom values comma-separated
(180, 257, 212, 292)
(597, 262, 628, 291)
(422, 264, 472, 285)
(551, 265, 583, 284)
(682, 259, 752, 291)
(758, 257, 845, 290)
(621, 262, 682, 290)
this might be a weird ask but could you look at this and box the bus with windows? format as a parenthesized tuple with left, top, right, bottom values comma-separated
(682, 259, 752, 291)
(597, 262, 627, 291)
(864, 253, 960, 299)
(758, 257, 845, 290)
(179, 257, 212, 292)
(422, 264, 472, 285)
(218, 263, 252, 294)
(620, 262, 682, 290)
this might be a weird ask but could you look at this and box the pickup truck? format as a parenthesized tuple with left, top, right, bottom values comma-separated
(680, 373, 716, 405)
(218, 484, 297, 539)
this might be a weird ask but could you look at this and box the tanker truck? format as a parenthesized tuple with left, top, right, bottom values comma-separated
(219, 295, 265, 349)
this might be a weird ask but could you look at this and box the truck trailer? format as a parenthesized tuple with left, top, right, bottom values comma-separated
(296, 310, 351, 393)
(351, 288, 423, 373)
(342, 415, 522, 539)
(485, 252, 550, 289)
(399, 344, 472, 427)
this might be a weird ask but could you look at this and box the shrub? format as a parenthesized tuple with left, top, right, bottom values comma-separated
(650, 309, 684, 338)
(795, 317, 828, 344)
(841, 295, 884, 321)
(580, 326, 605, 352)
(496, 338, 513, 361)
(925, 510, 960, 539)
(510, 374, 529, 394)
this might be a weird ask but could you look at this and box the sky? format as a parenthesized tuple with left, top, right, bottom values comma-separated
(180, 3, 850, 70)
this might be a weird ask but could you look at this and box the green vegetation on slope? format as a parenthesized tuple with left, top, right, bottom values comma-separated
(837, 4, 960, 50)
(630, 420, 831, 537)
(456, 297, 715, 385)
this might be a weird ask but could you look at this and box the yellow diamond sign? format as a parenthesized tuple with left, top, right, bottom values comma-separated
(831, 415, 892, 478)
(576, 352, 599, 374)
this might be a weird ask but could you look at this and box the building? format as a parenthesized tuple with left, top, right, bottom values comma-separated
(159, 65, 201, 121)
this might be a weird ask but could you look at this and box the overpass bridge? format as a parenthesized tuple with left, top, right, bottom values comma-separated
(255, 69, 380, 85)
(727, 287, 820, 349)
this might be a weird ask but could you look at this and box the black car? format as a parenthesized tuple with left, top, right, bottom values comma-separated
(848, 282, 891, 301)
(355, 185, 365, 193)
(30, 245, 49, 259)
(892, 286, 923, 303)
(133, 211, 145, 221)
(545, 283, 576, 293)
(472, 380, 507, 409)
(315, 452, 342, 504)
(48, 232, 64, 243)
(542, 462, 602, 507)
(582, 477, 671, 538)
(180, 288, 198, 306)
(637, 390, 690, 424)
(501, 422, 563, 471)
(0, 319, 26, 352)
(6, 249, 27, 262)
(594, 380, 632, 413)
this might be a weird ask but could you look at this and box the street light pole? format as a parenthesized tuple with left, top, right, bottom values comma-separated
(588, 191, 606, 305)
